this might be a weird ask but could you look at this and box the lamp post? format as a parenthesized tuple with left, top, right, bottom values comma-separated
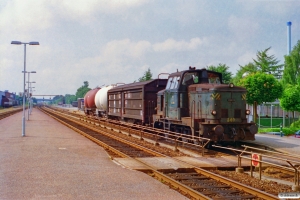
(11, 41, 39, 137)
(26, 80, 36, 120)
(271, 104, 274, 129)
(24, 71, 36, 120)
(29, 87, 35, 114)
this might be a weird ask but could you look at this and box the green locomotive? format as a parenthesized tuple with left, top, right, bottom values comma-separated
(153, 67, 257, 143)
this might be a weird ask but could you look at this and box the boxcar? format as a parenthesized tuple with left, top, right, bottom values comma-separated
(107, 79, 167, 125)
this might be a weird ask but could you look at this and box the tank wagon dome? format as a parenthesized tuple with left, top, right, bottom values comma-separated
(95, 85, 114, 110)
(84, 87, 100, 109)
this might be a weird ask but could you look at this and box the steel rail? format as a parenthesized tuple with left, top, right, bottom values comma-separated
(42, 106, 279, 199)
(192, 168, 278, 199)
(40, 107, 166, 158)
(39, 107, 213, 200)
(39, 107, 130, 158)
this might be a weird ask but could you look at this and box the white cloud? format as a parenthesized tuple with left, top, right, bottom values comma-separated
(1, 0, 298, 97)
(236, 0, 299, 16)
(0, 0, 54, 32)
(153, 38, 206, 52)
(0, 0, 149, 32)
(102, 39, 151, 60)
(237, 51, 256, 66)
(227, 15, 259, 41)
(55, 0, 149, 22)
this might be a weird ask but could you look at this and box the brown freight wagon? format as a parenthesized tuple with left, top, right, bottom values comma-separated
(107, 79, 167, 125)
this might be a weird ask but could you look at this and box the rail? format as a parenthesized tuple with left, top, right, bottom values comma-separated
(213, 145, 300, 191)
(40, 106, 279, 199)
(81, 114, 211, 156)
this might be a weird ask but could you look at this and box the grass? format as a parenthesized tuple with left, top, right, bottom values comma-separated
(258, 127, 299, 136)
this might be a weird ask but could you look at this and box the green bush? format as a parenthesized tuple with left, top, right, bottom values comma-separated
(290, 119, 300, 128)
(258, 127, 298, 136)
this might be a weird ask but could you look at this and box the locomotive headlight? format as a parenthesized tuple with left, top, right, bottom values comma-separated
(229, 83, 234, 88)
(246, 110, 251, 115)
(211, 110, 217, 115)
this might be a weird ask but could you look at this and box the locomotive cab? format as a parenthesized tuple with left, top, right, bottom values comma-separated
(153, 67, 222, 134)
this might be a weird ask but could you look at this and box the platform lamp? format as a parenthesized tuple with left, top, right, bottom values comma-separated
(25, 71, 36, 120)
(26, 81, 36, 119)
(11, 41, 40, 137)
(29, 85, 36, 115)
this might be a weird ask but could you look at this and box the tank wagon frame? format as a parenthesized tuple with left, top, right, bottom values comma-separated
(107, 79, 167, 125)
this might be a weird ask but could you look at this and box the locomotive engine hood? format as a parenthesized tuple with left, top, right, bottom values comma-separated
(188, 83, 247, 92)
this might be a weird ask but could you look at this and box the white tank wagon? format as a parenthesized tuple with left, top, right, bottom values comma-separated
(94, 85, 114, 117)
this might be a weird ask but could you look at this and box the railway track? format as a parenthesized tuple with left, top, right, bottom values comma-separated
(39, 106, 279, 199)
(0, 108, 22, 120)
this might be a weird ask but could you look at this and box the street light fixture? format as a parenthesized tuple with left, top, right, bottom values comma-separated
(11, 41, 40, 137)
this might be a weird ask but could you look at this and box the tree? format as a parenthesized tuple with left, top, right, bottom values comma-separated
(207, 63, 233, 84)
(138, 68, 152, 82)
(252, 47, 283, 78)
(76, 81, 91, 98)
(240, 72, 283, 122)
(280, 85, 300, 125)
(280, 85, 300, 123)
(52, 95, 64, 104)
(282, 40, 300, 86)
(234, 47, 283, 86)
(65, 94, 77, 104)
(232, 63, 257, 85)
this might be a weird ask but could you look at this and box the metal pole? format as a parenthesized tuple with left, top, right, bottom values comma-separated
(22, 44, 27, 136)
(27, 73, 30, 120)
(271, 105, 272, 129)
(283, 22, 292, 128)
(12, 40, 39, 137)
(30, 88, 33, 114)
(259, 105, 261, 129)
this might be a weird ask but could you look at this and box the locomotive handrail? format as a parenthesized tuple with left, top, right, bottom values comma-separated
(191, 100, 195, 137)
(157, 73, 169, 79)
(156, 73, 169, 87)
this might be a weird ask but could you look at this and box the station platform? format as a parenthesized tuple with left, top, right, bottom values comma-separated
(0, 108, 187, 200)
(251, 133, 300, 155)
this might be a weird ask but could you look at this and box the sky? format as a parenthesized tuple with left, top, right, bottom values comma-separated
(1, 0, 299, 99)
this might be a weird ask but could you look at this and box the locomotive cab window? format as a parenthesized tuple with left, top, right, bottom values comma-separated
(166, 76, 180, 89)
(173, 76, 180, 89)
(182, 72, 199, 85)
(208, 73, 221, 84)
(166, 77, 173, 89)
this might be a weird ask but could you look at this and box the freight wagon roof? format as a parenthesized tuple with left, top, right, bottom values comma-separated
(108, 79, 167, 92)
(189, 83, 247, 92)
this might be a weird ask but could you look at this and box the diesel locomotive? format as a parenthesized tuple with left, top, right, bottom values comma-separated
(152, 67, 257, 143)
(84, 67, 257, 143)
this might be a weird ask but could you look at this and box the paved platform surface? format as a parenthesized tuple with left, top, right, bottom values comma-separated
(252, 133, 300, 154)
(0, 108, 187, 200)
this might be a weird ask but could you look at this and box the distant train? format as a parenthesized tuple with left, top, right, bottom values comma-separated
(83, 67, 257, 143)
